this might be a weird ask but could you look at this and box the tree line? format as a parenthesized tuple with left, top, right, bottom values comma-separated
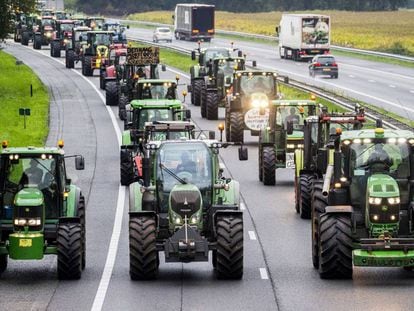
(0, 0, 36, 41)
(67, 0, 409, 15)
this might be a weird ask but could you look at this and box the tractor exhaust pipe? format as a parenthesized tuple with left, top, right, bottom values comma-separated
(322, 165, 334, 197)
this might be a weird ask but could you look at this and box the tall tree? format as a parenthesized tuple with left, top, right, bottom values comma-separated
(0, 0, 36, 41)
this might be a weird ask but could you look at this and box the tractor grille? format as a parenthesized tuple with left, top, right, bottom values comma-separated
(170, 190, 201, 218)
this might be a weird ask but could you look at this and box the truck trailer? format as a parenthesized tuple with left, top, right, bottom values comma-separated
(173, 3, 215, 42)
(276, 14, 330, 61)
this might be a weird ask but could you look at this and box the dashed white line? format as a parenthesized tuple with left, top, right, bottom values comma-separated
(348, 75, 355, 78)
(410, 90, 414, 94)
(248, 231, 257, 240)
(240, 202, 246, 210)
(368, 79, 376, 83)
(389, 84, 396, 88)
(259, 268, 269, 280)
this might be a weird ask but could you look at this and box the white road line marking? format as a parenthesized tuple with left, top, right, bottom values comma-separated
(259, 268, 269, 280)
(389, 84, 396, 88)
(240, 202, 246, 210)
(410, 90, 414, 94)
(348, 75, 355, 78)
(368, 79, 376, 83)
(167, 67, 190, 79)
(248, 231, 257, 240)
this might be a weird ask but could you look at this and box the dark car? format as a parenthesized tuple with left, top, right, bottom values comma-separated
(309, 55, 338, 78)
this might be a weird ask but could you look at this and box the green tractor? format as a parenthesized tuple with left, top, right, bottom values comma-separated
(0, 141, 86, 279)
(225, 70, 281, 143)
(20, 15, 37, 46)
(65, 26, 90, 69)
(120, 89, 191, 186)
(189, 45, 236, 106)
(294, 105, 365, 219)
(81, 31, 113, 76)
(258, 99, 317, 185)
(200, 56, 247, 120)
(128, 138, 247, 279)
(312, 122, 414, 278)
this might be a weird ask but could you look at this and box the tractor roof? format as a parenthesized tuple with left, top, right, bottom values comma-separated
(144, 121, 195, 131)
(57, 20, 74, 24)
(87, 30, 113, 35)
(271, 100, 316, 107)
(147, 139, 221, 149)
(137, 79, 176, 85)
(235, 70, 277, 77)
(130, 99, 182, 109)
(1, 146, 64, 155)
(74, 26, 90, 31)
(341, 128, 414, 140)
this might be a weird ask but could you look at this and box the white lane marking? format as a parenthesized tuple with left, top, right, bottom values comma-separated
(368, 79, 376, 83)
(240, 202, 246, 210)
(348, 75, 355, 78)
(339, 62, 414, 81)
(410, 90, 414, 94)
(167, 66, 190, 79)
(259, 268, 269, 280)
(24, 45, 126, 310)
(248, 231, 257, 240)
(389, 84, 396, 88)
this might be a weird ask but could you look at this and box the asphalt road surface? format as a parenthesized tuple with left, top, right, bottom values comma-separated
(2, 33, 414, 311)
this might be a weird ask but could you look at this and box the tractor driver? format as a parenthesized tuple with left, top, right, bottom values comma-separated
(284, 107, 300, 128)
(176, 152, 197, 174)
(367, 144, 393, 170)
(20, 159, 43, 187)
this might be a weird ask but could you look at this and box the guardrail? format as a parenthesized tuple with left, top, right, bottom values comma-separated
(122, 19, 414, 63)
(128, 35, 410, 131)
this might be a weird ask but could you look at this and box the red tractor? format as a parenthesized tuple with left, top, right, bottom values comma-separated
(99, 43, 128, 90)
(51, 20, 75, 58)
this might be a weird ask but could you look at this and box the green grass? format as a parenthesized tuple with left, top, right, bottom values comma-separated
(0, 51, 49, 147)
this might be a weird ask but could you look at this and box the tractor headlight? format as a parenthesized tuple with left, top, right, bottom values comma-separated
(14, 218, 41, 226)
(369, 197, 382, 205)
(14, 218, 27, 226)
(390, 215, 397, 221)
(286, 144, 295, 149)
(387, 197, 400, 205)
(190, 214, 199, 224)
(46, 32, 52, 38)
(372, 214, 379, 221)
(172, 213, 183, 225)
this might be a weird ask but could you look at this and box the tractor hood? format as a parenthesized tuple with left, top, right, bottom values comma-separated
(130, 99, 182, 109)
(367, 174, 399, 198)
(14, 188, 44, 207)
(169, 184, 202, 219)
(287, 131, 304, 140)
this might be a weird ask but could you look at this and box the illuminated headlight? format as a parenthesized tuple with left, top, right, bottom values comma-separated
(296, 144, 304, 149)
(390, 215, 397, 221)
(286, 144, 295, 149)
(14, 218, 27, 226)
(64, 39, 68, 44)
(387, 197, 400, 205)
(398, 138, 407, 144)
(409, 139, 414, 145)
(343, 140, 351, 145)
(372, 215, 379, 221)
(212, 143, 222, 148)
(172, 214, 183, 225)
(15, 218, 41, 226)
(190, 214, 199, 224)
(28, 218, 41, 226)
(369, 197, 382, 205)
(340, 177, 347, 182)
(46, 32, 52, 38)
(252, 99, 260, 107)
(388, 138, 397, 144)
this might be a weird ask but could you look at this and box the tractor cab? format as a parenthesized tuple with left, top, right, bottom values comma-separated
(85, 17, 105, 30)
(102, 21, 129, 44)
(143, 121, 196, 142)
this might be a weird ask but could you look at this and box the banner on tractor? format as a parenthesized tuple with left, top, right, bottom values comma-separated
(127, 47, 160, 65)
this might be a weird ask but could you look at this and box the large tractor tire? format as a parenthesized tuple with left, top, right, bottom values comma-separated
(216, 215, 243, 279)
(258, 146, 263, 181)
(105, 82, 118, 106)
(57, 223, 82, 280)
(100, 70, 106, 90)
(262, 146, 276, 186)
(77, 194, 86, 270)
(21, 32, 30, 46)
(82, 56, 93, 76)
(318, 213, 353, 279)
(119, 95, 129, 120)
(66, 50, 75, 69)
(192, 80, 203, 106)
(129, 216, 158, 280)
(229, 112, 244, 143)
(0, 255, 7, 275)
(299, 174, 314, 219)
(311, 181, 327, 269)
(120, 150, 134, 186)
(33, 34, 42, 50)
(200, 86, 207, 118)
(51, 41, 61, 58)
(206, 91, 219, 120)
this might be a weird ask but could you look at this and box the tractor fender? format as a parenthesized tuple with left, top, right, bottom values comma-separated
(65, 185, 82, 217)
(106, 65, 116, 78)
(222, 180, 240, 205)
(190, 65, 200, 80)
(129, 182, 143, 213)
(122, 130, 132, 146)
(324, 205, 353, 214)
(294, 149, 304, 177)
(129, 211, 158, 227)
(213, 210, 243, 235)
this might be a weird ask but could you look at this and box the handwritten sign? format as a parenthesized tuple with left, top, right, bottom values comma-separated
(244, 108, 269, 131)
(127, 47, 160, 65)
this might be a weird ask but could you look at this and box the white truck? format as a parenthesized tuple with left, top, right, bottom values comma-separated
(276, 14, 330, 61)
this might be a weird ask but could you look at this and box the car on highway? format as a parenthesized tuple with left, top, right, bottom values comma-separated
(308, 54, 338, 78)
(153, 27, 173, 43)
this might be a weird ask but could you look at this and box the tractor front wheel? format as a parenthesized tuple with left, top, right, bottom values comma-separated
(119, 95, 129, 120)
(77, 194, 86, 270)
(105, 82, 118, 106)
(262, 146, 276, 185)
(33, 34, 41, 50)
(51, 41, 61, 58)
(66, 50, 75, 68)
(200, 86, 207, 118)
(206, 91, 219, 120)
(120, 150, 134, 186)
(299, 174, 314, 219)
(57, 223, 82, 280)
(216, 215, 243, 279)
(229, 112, 244, 143)
(0, 254, 7, 275)
(318, 213, 353, 279)
(82, 56, 93, 76)
(129, 216, 158, 280)
(21, 32, 30, 46)
(193, 80, 203, 106)
(311, 181, 327, 269)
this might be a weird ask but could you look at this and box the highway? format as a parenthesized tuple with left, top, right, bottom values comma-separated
(1, 28, 414, 310)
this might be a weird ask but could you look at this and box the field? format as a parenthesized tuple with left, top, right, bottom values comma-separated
(0, 51, 49, 146)
(128, 10, 414, 56)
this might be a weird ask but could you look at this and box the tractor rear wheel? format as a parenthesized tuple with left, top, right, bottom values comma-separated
(51, 41, 61, 58)
(216, 215, 243, 279)
(119, 95, 129, 120)
(299, 174, 314, 219)
(120, 150, 134, 186)
(33, 34, 41, 50)
(206, 91, 219, 120)
(82, 56, 93, 76)
(262, 146, 276, 185)
(200, 86, 207, 118)
(66, 50, 75, 68)
(258, 146, 263, 181)
(318, 213, 353, 279)
(193, 80, 203, 106)
(0, 255, 7, 275)
(100, 70, 106, 90)
(311, 181, 327, 269)
(21, 32, 30, 46)
(229, 112, 244, 143)
(129, 216, 158, 280)
(77, 194, 86, 270)
(106, 82, 118, 106)
(57, 223, 82, 280)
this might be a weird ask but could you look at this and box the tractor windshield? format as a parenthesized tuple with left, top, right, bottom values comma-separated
(156, 142, 212, 212)
(93, 33, 111, 46)
(42, 19, 54, 27)
(139, 82, 176, 100)
(75, 31, 88, 41)
(204, 49, 230, 63)
(240, 75, 275, 95)
(135, 109, 174, 129)
(217, 60, 237, 77)
(60, 23, 74, 32)
(276, 105, 313, 130)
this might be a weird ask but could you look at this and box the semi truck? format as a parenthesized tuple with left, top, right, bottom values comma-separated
(276, 14, 330, 61)
(173, 4, 215, 42)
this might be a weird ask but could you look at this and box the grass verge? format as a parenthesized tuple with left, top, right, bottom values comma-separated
(0, 51, 49, 147)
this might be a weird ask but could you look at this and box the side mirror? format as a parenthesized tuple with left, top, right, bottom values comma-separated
(238, 146, 248, 161)
(252, 60, 257, 67)
(172, 14, 175, 20)
(209, 131, 215, 140)
(75, 156, 85, 170)
(238, 50, 242, 57)
(161, 64, 166, 71)
(286, 120, 294, 135)
(275, 26, 279, 35)
(185, 109, 191, 120)
(191, 50, 196, 60)
(225, 76, 231, 84)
